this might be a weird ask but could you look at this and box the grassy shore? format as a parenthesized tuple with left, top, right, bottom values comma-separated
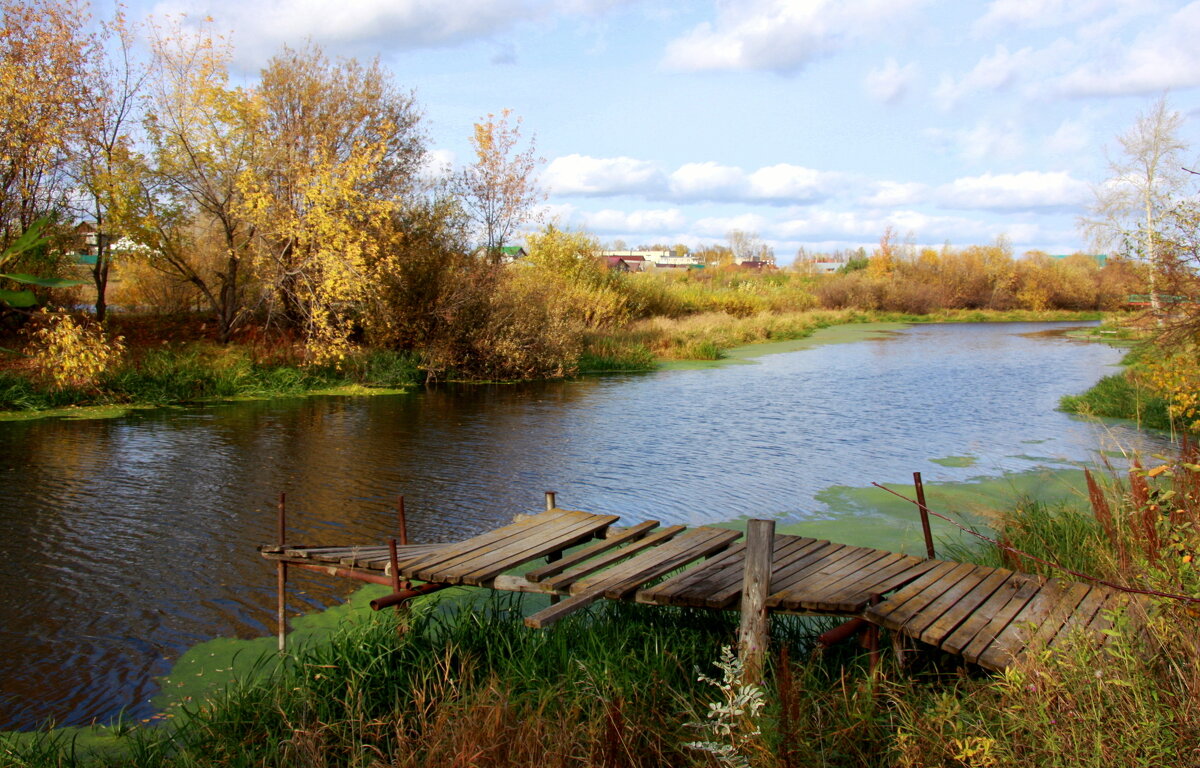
(4, 455, 1195, 768)
(0, 308, 1104, 418)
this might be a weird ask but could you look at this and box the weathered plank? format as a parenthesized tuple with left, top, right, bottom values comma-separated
(961, 578, 1064, 668)
(641, 536, 816, 609)
(524, 521, 660, 582)
(912, 567, 1014, 647)
(575, 527, 742, 599)
(863, 560, 964, 628)
(897, 566, 998, 640)
(540, 525, 687, 592)
(453, 515, 622, 585)
(786, 548, 898, 611)
(978, 580, 1091, 670)
(797, 556, 939, 613)
(400, 509, 579, 575)
(703, 538, 836, 608)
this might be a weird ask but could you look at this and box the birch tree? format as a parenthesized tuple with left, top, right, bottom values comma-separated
(1084, 96, 1189, 314)
(455, 110, 542, 262)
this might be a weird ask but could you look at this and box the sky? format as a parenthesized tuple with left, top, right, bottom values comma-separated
(137, 0, 1200, 263)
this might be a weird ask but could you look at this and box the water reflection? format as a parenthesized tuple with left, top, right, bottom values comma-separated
(0, 322, 1172, 729)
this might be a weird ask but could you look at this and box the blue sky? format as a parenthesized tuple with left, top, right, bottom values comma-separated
(140, 0, 1200, 262)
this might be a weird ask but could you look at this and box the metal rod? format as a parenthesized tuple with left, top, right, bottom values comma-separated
(396, 495, 408, 546)
(276, 492, 287, 654)
(913, 472, 936, 560)
(545, 491, 556, 511)
(284, 560, 394, 586)
(816, 617, 870, 647)
(370, 582, 451, 611)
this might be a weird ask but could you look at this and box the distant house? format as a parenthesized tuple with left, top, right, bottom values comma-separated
(498, 246, 527, 263)
(604, 254, 646, 272)
(737, 260, 774, 271)
(599, 249, 701, 269)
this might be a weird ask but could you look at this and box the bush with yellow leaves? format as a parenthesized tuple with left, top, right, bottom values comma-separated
(24, 309, 125, 390)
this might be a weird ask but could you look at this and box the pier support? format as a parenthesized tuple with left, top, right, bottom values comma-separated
(276, 492, 287, 654)
(737, 518, 775, 683)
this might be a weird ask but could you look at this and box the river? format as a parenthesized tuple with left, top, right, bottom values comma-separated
(0, 321, 1173, 730)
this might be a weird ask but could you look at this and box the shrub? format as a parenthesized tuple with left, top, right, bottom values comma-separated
(24, 309, 125, 390)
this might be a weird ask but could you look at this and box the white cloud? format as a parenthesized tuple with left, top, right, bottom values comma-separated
(419, 148, 456, 180)
(1044, 118, 1092, 156)
(937, 171, 1090, 211)
(864, 58, 917, 104)
(1056, 2, 1200, 95)
(583, 208, 688, 233)
(747, 164, 838, 202)
(668, 162, 747, 200)
(929, 120, 1026, 163)
(542, 154, 665, 196)
(661, 0, 929, 74)
(974, 0, 1150, 34)
(934, 45, 1035, 109)
(860, 181, 928, 207)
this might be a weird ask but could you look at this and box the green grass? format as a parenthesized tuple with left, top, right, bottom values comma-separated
(0, 347, 426, 415)
(1059, 372, 1173, 431)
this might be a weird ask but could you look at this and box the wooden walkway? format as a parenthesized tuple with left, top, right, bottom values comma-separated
(260, 507, 1145, 672)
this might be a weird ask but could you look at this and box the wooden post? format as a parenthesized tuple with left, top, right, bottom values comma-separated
(545, 493, 561, 604)
(913, 472, 936, 560)
(396, 495, 409, 547)
(737, 519, 775, 683)
(276, 492, 287, 654)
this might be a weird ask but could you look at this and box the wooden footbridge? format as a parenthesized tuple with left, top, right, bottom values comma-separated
(260, 502, 1146, 673)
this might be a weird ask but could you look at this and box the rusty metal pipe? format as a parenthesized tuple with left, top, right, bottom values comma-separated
(397, 495, 408, 546)
(913, 472, 936, 560)
(388, 538, 401, 593)
(285, 560, 395, 586)
(370, 582, 451, 611)
(817, 617, 870, 647)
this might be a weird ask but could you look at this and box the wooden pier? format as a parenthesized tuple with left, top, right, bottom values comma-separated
(260, 505, 1146, 673)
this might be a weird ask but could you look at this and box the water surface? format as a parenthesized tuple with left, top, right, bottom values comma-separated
(0, 321, 1170, 729)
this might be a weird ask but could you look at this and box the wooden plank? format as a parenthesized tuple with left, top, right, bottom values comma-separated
(800, 556, 939, 613)
(400, 509, 577, 574)
(940, 574, 1040, 656)
(682, 537, 815, 607)
(912, 567, 1014, 647)
(862, 560, 964, 627)
(962, 578, 1067, 668)
(643, 536, 815, 609)
(636, 542, 748, 606)
(410, 512, 618, 584)
(568, 526, 740, 598)
(602, 528, 741, 599)
(1082, 590, 1134, 645)
(979, 581, 1091, 670)
(540, 525, 687, 592)
(452, 515, 622, 585)
(745, 541, 855, 598)
(525, 584, 607, 629)
(788, 548, 898, 611)
(868, 562, 979, 632)
(737, 519, 775, 682)
(704, 538, 836, 609)
(900, 566, 999, 641)
(1046, 584, 1112, 651)
(524, 521, 659, 582)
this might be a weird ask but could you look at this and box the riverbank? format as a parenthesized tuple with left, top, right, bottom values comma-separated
(3, 459, 1194, 768)
(1, 308, 1105, 420)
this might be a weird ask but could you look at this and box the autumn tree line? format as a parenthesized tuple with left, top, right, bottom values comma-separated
(0, 0, 547, 375)
(0, 0, 1170, 396)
